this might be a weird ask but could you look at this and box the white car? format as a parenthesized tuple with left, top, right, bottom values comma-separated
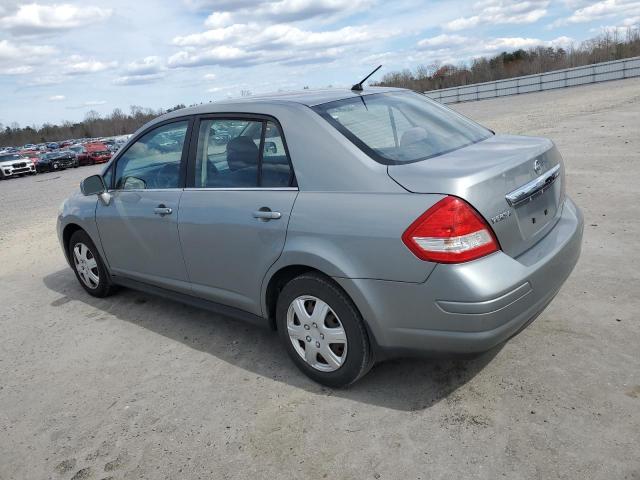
(0, 153, 36, 179)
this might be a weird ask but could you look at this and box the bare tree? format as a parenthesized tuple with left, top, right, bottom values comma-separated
(373, 27, 640, 92)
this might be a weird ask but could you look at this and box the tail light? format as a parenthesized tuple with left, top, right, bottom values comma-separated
(402, 196, 500, 264)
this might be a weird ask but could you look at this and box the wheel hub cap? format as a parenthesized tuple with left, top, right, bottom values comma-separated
(286, 295, 347, 372)
(73, 242, 99, 289)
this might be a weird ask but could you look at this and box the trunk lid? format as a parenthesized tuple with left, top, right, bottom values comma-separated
(387, 134, 565, 258)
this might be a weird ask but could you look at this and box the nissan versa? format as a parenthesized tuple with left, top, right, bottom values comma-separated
(57, 87, 583, 387)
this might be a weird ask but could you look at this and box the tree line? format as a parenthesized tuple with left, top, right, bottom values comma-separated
(0, 104, 188, 148)
(372, 27, 640, 92)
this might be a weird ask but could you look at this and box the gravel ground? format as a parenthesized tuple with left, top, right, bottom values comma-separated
(1, 78, 639, 480)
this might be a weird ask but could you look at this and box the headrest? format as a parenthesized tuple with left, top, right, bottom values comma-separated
(227, 136, 258, 171)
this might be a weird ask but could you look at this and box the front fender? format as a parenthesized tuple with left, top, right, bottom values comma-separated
(57, 192, 106, 269)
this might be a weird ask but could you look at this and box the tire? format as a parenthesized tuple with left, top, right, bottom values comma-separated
(276, 273, 373, 387)
(68, 230, 117, 298)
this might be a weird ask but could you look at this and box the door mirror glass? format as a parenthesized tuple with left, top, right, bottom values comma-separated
(264, 141, 277, 154)
(80, 174, 106, 196)
(122, 176, 147, 190)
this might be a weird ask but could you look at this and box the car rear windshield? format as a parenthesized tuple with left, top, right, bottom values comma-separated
(312, 91, 492, 165)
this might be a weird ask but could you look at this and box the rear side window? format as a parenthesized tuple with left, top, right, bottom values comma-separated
(313, 91, 492, 165)
(192, 118, 293, 188)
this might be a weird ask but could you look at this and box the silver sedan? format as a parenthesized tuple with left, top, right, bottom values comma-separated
(57, 87, 583, 386)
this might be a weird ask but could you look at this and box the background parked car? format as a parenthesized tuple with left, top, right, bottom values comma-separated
(37, 151, 77, 172)
(85, 143, 112, 165)
(0, 153, 36, 178)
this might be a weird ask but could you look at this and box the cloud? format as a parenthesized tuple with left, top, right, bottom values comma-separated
(109, 56, 166, 85)
(113, 73, 166, 85)
(622, 15, 640, 26)
(203, 73, 217, 80)
(124, 56, 164, 75)
(66, 100, 107, 109)
(553, 0, 640, 26)
(248, 0, 374, 22)
(25, 74, 64, 86)
(445, 0, 549, 31)
(0, 39, 56, 76)
(62, 56, 117, 75)
(169, 23, 388, 68)
(168, 45, 259, 68)
(0, 3, 112, 35)
(190, 0, 372, 22)
(204, 12, 233, 28)
(1, 65, 34, 75)
(0, 39, 56, 62)
(418, 34, 469, 49)
(48, 95, 65, 101)
(414, 35, 574, 65)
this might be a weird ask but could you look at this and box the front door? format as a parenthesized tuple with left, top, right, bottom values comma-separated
(96, 120, 192, 293)
(179, 117, 297, 315)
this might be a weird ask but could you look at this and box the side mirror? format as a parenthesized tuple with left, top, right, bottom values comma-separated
(81, 174, 111, 206)
(80, 174, 106, 196)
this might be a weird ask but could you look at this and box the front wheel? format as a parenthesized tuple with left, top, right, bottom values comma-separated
(69, 230, 117, 298)
(276, 273, 373, 387)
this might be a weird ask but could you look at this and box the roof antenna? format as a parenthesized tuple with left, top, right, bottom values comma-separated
(351, 65, 382, 92)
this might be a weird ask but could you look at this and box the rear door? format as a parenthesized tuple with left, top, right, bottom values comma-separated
(96, 119, 193, 293)
(178, 115, 297, 316)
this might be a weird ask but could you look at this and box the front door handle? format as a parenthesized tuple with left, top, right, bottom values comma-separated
(253, 208, 281, 220)
(154, 204, 173, 216)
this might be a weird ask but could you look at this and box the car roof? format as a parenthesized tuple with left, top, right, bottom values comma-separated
(172, 86, 408, 116)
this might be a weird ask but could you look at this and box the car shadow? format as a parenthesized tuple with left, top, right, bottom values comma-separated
(43, 268, 500, 412)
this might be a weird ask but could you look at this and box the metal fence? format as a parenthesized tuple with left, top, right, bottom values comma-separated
(424, 56, 640, 104)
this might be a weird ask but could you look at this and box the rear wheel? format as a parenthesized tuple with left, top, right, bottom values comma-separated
(69, 230, 116, 298)
(276, 273, 373, 387)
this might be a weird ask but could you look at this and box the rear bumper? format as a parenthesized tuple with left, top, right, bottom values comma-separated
(335, 197, 583, 357)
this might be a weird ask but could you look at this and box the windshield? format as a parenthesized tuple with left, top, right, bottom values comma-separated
(312, 91, 492, 165)
(0, 154, 22, 162)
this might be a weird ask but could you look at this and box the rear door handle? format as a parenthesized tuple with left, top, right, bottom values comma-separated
(154, 204, 173, 216)
(253, 209, 281, 220)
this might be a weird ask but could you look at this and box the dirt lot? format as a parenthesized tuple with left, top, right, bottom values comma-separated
(1, 78, 639, 480)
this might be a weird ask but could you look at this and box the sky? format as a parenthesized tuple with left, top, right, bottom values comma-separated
(1, 0, 639, 127)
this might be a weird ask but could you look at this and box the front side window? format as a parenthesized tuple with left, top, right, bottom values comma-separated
(313, 92, 492, 165)
(193, 118, 293, 188)
(115, 121, 188, 190)
(102, 163, 114, 189)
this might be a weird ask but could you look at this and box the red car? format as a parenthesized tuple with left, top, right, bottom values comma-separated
(19, 149, 41, 167)
(70, 143, 112, 166)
